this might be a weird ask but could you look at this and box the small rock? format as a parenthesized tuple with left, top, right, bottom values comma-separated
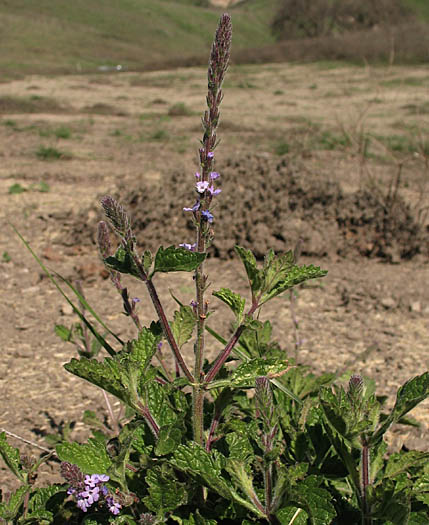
(61, 303, 74, 316)
(380, 297, 396, 309)
(410, 301, 421, 313)
(22, 286, 40, 294)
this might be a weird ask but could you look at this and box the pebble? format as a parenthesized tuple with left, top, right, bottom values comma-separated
(61, 303, 74, 316)
(380, 297, 396, 309)
(410, 301, 421, 313)
(22, 286, 40, 294)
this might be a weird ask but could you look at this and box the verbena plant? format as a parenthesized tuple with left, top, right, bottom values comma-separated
(2, 14, 429, 525)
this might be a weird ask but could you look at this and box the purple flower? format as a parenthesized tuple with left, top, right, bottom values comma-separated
(190, 300, 197, 308)
(208, 184, 221, 196)
(179, 242, 197, 251)
(195, 171, 201, 179)
(183, 201, 200, 212)
(106, 496, 121, 515)
(201, 210, 214, 223)
(210, 171, 220, 180)
(207, 151, 214, 159)
(196, 181, 209, 193)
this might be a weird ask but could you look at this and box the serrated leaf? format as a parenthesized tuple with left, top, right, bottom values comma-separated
(145, 381, 176, 428)
(370, 372, 429, 445)
(0, 485, 29, 520)
(409, 512, 429, 525)
(104, 245, 140, 278)
(64, 357, 133, 407)
(230, 358, 290, 388)
(171, 443, 264, 517)
(226, 432, 254, 462)
(171, 443, 229, 497)
(212, 288, 245, 321)
(171, 305, 196, 348)
(143, 249, 153, 274)
(143, 467, 187, 514)
(261, 262, 327, 304)
(153, 246, 206, 274)
(54, 324, 72, 342)
(131, 325, 161, 371)
(56, 438, 111, 474)
(383, 451, 429, 480)
(292, 478, 336, 525)
(235, 245, 262, 295)
(182, 512, 217, 525)
(0, 432, 24, 481)
(27, 485, 66, 520)
(155, 425, 183, 456)
(276, 506, 308, 525)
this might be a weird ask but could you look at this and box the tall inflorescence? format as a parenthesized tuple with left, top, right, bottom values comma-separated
(181, 13, 232, 252)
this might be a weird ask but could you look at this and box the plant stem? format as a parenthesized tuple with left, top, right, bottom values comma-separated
(204, 302, 259, 384)
(361, 443, 372, 525)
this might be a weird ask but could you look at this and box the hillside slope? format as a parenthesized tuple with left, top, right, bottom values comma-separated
(0, 0, 274, 76)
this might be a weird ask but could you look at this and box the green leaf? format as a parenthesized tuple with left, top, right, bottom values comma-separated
(182, 512, 217, 525)
(28, 485, 67, 518)
(235, 245, 262, 296)
(261, 261, 327, 304)
(0, 432, 24, 481)
(54, 324, 72, 342)
(130, 325, 161, 371)
(225, 432, 254, 462)
(370, 372, 429, 445)
(143, 467, 187, 514)
(171, 305, 196, 348)
(155, 424, 183, 456)
(8, 183, 26, 194)
(409, 512, 429, 525)
(56, 438, 111, 474)
(104, 245, 140, 278)
(276, 506, 308, 525)
(170, 443, 264, 517)
(64, 357, 132, 406)
(171, 443, 229, 498)
(145, 381, 176, 427)
(383, 451, 429, 480)
(0, 485, 29, 520)
(143, 249, 153, 274)
(230, 358, 290, 388)
(212, 288, 246, 322)
(153, 246, 205, 274)
(292, 477, 336, 525)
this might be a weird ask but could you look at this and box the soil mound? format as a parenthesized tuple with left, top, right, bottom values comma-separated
(69, 155, 427, 261)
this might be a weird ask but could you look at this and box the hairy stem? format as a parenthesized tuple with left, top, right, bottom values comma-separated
(204, 302, 259, 384)
(361, 443, 372, 525)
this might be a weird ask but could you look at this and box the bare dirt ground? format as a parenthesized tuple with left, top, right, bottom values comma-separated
(0, 62, 428, 492)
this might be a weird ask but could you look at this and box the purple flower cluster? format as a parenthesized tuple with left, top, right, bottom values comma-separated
(67, 473, 121, 515)
(181, 153, 219, 249)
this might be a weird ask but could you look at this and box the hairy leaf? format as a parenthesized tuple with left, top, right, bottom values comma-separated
(0, 432, 24, 481)
(292, 477, 336, 525)
(171, 305, 196, 348)
(0, 486, 29, 520)
(235, 245, 262, 295)
(144, 467, 187, 514)
(153, 246, 206, 274)
(104, 245, 140, 278)
(155, 425, 183, 456)
(370, 372, 429, 445)
(56, 438, 112, 474)
(276, 506, 308, 525)
(212, 288, 245, 322)
(261, 262, 327, 304)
